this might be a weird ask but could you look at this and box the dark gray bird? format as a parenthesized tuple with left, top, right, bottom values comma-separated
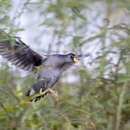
(0, 31, 89, 102)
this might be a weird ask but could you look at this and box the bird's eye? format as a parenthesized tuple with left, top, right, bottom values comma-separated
(70, 55, 74, 59)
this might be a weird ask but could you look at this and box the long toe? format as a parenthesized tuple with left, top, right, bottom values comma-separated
(39, 88, 49, 95)
(48, 88, 59, 105)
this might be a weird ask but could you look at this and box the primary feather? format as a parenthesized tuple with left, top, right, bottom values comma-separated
(0, 31, 43, 72)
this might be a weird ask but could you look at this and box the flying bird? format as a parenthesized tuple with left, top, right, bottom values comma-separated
(0, 31, 89, 102)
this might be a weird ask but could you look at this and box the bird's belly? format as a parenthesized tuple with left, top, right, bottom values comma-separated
(38, 67, 62, 87)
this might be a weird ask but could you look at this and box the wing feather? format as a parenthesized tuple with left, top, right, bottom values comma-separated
(0, 31, 44, 72)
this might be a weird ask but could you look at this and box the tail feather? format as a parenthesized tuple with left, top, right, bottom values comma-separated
(26, 89, 47, 102)
(30, 95, 44, 102)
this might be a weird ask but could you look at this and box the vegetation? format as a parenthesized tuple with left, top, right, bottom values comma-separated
(0, 0, 130, 130)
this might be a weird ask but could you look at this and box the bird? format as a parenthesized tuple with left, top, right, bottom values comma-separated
(0, 31, 89, 102)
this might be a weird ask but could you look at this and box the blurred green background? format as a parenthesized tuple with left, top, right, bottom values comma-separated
(0, 0, 130, 130)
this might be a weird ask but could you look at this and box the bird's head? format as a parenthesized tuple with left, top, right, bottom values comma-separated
(65, 53, 79, 63)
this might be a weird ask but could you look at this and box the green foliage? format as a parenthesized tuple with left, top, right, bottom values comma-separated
(0, 0, 130, 130)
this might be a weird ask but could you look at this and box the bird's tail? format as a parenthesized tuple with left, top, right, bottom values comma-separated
(25, 80, 49, 102)
(25, 90, 44, 102)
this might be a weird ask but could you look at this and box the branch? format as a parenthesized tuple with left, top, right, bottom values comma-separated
(115, 82, 128, 130)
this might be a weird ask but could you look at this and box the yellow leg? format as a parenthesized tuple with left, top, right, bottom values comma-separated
(48, 88, 58, 101)
(39, 88, 59, 105)
(39, 88, 49, 95)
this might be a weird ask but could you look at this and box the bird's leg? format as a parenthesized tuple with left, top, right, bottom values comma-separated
(39, 88, 59, 105)
(48, 88, 59, 105)
(39, 88, 49, 95)
(48, 88, 58, 100)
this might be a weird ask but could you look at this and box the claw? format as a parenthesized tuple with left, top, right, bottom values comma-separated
(39, 88, 48, 95)
(48, 88, 59, 104)
(39, 88, 59, 105)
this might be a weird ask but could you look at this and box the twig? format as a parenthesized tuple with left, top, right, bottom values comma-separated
(62, 114, 71, 130)
(0, 101, 12, 119)
(90, 121, 96, 130)
(114, 55, 122, 81)
(115, 82, 128, 130)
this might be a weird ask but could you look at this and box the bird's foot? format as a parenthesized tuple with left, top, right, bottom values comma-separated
(39, 88, 49, 95)
(48, 88, 59, 103)
(39, 88, 58, 105)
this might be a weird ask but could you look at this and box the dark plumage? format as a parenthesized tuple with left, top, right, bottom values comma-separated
(0, 31, 89, 102)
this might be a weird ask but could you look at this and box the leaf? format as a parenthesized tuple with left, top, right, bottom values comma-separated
(13, 28, 24, 33)
(81, 34, 102, 45)
(0, 16, 9, 24)
(117, 76, 130, 83)
(72, 7, 86, 21)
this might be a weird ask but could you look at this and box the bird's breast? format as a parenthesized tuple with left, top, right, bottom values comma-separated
(38, 67, 62, 87)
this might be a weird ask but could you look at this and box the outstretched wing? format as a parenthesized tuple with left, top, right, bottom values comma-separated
(0, 32, 43, 72)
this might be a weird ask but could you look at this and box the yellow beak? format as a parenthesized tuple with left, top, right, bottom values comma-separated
(73, 56, 79, 62)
